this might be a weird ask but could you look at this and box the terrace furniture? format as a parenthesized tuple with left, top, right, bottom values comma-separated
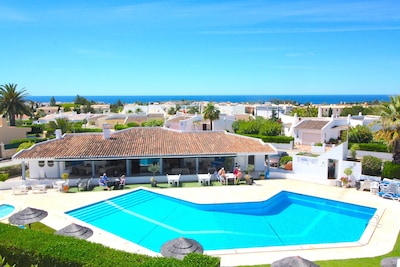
(12, 185, 29, 195)
(225, 173, 236, 185)
(197, 173, 211, 186)
(77, 178, 92, 191)
(31, 184, 47, 194)
(167, 174, 181, 187)
(378, 182, 400, 200)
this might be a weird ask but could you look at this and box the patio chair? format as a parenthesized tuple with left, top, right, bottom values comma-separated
(12, 184, 29, 195)
(378, 182, 400, 200)
(31, 184, 47, 194)
(167, 174, 181, 187)
(118, 178, 125, 189)
(359, 180, 371, 191)
(213, 171, 225, 185)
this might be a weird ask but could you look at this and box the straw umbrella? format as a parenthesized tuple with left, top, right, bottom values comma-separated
(8, 207, 48, 229)
(160, 237, 203, 260)
(55, 223, 93, 239)
(271, 256, 320, 267)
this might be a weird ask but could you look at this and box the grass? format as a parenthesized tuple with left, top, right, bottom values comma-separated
(241, 232, 400, 267)
(65, 180, 231, 193)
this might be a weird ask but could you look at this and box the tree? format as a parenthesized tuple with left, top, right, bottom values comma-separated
(0, 83, 30, 126)
(375, 95, 400, 163)
(46, 118, 71, 135)
(348, 125, 373, 143)
(203, 102, 220, 131)
(49, 96, 57, 106)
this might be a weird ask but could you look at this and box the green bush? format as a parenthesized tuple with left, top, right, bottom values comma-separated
(0, 173, 9, 182)
(242, 134, 294, 144)
(382, 162, 400, 179)
(0, 165, 22, 178)
(349, 142, 388, 152)
(0, 224, 220, 267)
(362, 156, 382, 176)
(280, 156, 292, 166)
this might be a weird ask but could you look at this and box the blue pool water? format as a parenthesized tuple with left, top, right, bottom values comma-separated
(67, 189, 376, 252)
(0, 204, 15, 219)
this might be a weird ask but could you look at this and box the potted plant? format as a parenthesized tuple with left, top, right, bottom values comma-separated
(244, 165, 254, 185)
(61, 172, 69, 192)
(150, 177, 158, 187)
(148, 164, 160, 187)
(259, 172, 265, 180)
(342, 167, 353, 188)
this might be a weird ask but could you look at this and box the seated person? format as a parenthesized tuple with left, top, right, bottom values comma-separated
(116, 174, 126, 189)
(99, 173, 111, 190)
(218, 167, 226, 184)
(236, 167, 243, 184)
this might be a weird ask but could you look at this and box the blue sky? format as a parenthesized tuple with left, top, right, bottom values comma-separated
(1, 0, 399, 96)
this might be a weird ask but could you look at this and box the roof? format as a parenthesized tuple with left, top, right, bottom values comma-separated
(295, 120, 329, 130)
(13, 127, 275, 160)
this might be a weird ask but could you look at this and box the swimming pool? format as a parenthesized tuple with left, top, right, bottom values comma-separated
(0, 204, 15, 220)
(67, 189, 376, 253)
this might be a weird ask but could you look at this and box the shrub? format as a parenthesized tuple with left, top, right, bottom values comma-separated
(348, 125, 373, 143)
(0, 172, 9, 182)
(0, 224, 219, 267)
(382, 162, 400, 179)
(349, 142, 388, 152)
(350, 144, 359, 159)
(362, 156, 382, 176)
(0, 165, 22, 178)
(280, 156, 292, 166)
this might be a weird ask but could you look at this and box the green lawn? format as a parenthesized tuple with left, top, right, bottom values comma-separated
(245, 232, 400, 267)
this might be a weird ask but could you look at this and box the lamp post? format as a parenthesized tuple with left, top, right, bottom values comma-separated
(346, 114, 351, 149)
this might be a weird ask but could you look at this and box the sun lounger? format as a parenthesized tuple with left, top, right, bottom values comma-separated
(13, 185, 29, 195)
(31, 184, 47, 194)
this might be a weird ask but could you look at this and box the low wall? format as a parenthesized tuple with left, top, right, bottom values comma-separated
(352, 150, 392, 161)
(270, 141, 293, 150)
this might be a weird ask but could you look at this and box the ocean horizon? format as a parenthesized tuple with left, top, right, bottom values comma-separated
(26, 94, 392, 105)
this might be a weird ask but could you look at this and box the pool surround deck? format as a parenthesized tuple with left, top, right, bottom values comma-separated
(1, 179, 399, 266)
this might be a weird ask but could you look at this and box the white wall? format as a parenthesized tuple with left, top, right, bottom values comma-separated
(28, 160, 65, 179)
(292, 155, 328, 180)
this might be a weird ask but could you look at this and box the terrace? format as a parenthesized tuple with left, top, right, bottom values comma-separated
(1, 178, 399, 266)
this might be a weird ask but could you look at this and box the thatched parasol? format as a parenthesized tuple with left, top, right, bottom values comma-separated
(271, 256, 320, 267)
(160, 237, 204, 260)
(8, 207, 48, 228)
(55, 223, 93, 239)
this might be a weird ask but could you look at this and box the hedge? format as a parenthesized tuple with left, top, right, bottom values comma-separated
(0, 165, 22, 178)
(361, 156, 382, 176)
(349, 142, 389, 152)
(0, 224, 220, 267)
(242, 134, 294, 144)
(382, 162, 400, 179)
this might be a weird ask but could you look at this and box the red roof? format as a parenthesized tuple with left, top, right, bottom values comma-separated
(14, 127, 275, 160)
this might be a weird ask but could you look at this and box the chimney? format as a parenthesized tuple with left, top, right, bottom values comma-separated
(55, 129, 62, 139)
(103, 123, 111, 139)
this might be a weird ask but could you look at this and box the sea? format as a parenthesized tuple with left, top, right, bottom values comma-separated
(26, 94, 392, 105)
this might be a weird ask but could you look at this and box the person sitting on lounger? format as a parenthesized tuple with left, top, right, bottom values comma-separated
(218, 167, 226, 184)
(99, 173, 111, 191)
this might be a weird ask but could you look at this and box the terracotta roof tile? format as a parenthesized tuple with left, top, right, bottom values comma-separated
(14, 128, 275, 160)
(295, 120, 329, 130)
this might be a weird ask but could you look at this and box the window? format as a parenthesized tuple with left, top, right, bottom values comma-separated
(48, 161, 54, 167)
(38, 161, 45, 167)
(248, 155, 255, 165)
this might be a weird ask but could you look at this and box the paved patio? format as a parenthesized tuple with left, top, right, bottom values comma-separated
(1, 179, 400, 266)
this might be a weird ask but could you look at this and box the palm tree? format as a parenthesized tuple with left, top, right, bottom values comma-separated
(47, 118, 71, 135)
(375, 95, 400, 163)
(203, 102, 220, 131)
(0, 83, 30, 126)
